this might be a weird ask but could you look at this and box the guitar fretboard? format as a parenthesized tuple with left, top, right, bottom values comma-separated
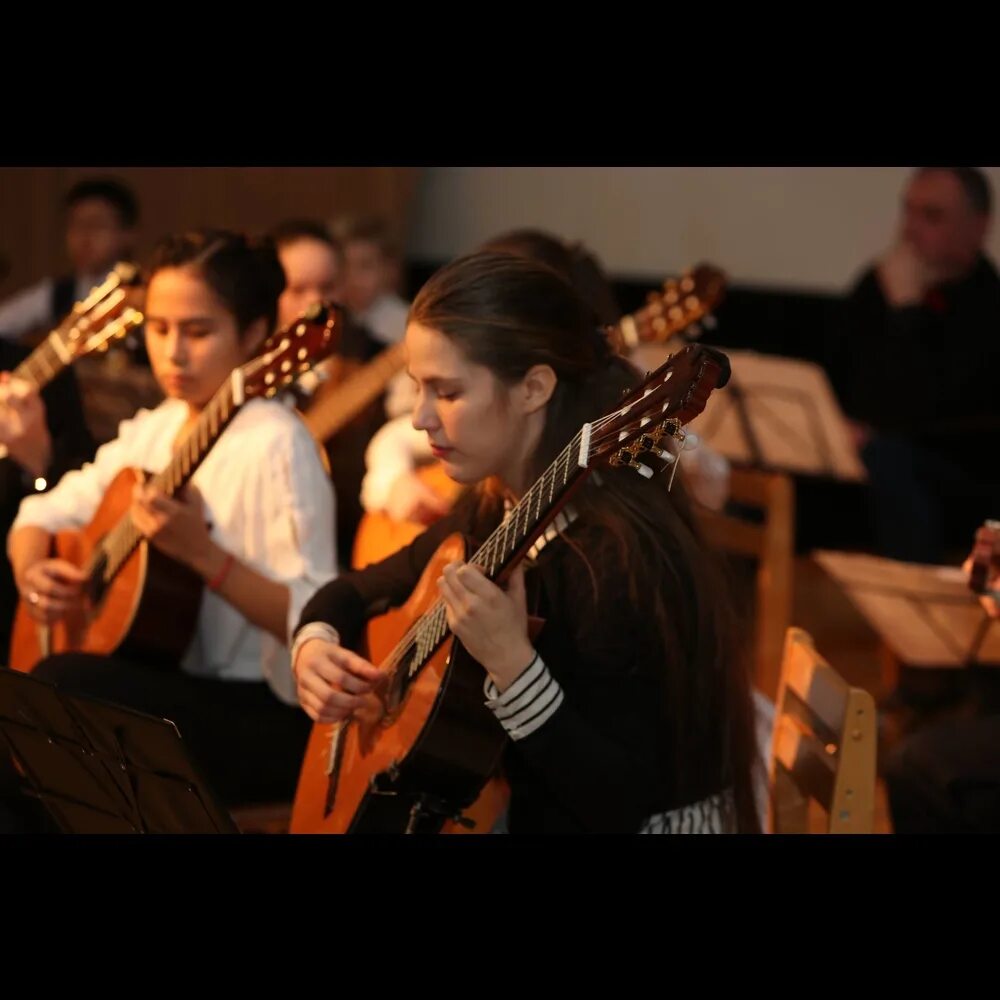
(90, 376, 243, 588)
(394, 426, 590, 673)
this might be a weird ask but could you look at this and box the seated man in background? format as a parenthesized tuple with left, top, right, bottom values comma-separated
(827, 167, 1000, 565)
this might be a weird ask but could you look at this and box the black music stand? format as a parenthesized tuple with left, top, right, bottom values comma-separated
(0, 670, 238, 834)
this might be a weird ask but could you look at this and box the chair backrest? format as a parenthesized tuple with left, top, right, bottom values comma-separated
(697, 467, 795, 698)
(768, 627, 877, 833)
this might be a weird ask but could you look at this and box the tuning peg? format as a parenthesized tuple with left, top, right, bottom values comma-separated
(611, 450, 653, 477)
(114, 262, 140, 285)
(638, 436, 675, 463)
(626, 458, 654, 478)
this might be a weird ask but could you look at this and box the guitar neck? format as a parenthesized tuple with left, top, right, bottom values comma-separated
(305, 341, 406, 443)
(11, 335, 68, 391)
(93, 374, 245, 587)
(400, 427, 593, 674)
(14, 273, 137, 390)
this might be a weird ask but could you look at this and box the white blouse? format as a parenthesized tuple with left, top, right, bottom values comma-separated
(11, 396, 337, 706)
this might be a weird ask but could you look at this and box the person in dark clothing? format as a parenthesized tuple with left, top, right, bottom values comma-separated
(0, 341, 94, 657)
(884, 523, 1000, 832)
(0, 342, 94, 832)
(0, 177, 140, 344)
(291, 251, 761, 834)
(827, 167, 1000, 564)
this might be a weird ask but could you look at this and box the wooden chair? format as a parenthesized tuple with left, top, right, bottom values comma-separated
(697, 467, 795, 699)
(768, 627, 877, 833)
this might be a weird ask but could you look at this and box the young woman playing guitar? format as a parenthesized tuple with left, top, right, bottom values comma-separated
(291, 251, 759, 834)
(6, 230, 338, 812)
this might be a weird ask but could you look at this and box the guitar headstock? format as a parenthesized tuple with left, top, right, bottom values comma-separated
(242, 301, 343, 399)
(54, 261, 145, 358)
(586, 343, 731, 479)
(613, 263, 726, 353)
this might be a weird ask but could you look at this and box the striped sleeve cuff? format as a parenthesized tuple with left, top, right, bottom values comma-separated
(290, 622, 341, 676)
(483, 651, 564, 741)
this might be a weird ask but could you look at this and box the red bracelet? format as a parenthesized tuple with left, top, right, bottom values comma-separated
(207, 552, 236, 591)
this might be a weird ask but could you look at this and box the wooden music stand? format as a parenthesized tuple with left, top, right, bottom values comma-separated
(813, 550, 1000, 693)
(676, 348, 867, 481)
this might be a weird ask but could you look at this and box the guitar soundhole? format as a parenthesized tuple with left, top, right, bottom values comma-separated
(385, 644, 420, 713)
(86, 553, 109, 608)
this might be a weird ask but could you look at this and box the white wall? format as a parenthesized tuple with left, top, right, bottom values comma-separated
(406, 167, 1000, 293)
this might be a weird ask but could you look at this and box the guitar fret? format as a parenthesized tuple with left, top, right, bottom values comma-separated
(35, 350, 57, 383)
(45, 332, 73, 367)
(19, 349, 47, 388)
(16, 357, 43, 388)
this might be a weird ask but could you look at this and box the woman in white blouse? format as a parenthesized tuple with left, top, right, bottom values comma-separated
(5, 229, 337, 810)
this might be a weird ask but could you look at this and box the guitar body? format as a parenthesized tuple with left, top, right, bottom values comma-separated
(290, 533, 508, 834)
(9, 467, 203, 673)
(351, 463, 464, 570)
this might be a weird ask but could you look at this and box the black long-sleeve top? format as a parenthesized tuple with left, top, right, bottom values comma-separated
(296, 490, 730, 833)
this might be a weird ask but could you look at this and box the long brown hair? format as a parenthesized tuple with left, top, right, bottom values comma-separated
(410, 251, 760, 831)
